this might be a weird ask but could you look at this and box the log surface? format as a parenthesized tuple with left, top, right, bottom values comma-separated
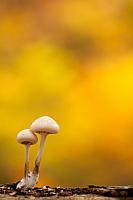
(0, 183, 133, 199)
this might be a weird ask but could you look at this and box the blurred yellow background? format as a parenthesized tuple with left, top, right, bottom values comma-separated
(0, 0, 133, 187)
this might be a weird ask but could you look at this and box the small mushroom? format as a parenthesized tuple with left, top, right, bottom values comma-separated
(16, 129, 38, 188)
(29, 116, 59, 187)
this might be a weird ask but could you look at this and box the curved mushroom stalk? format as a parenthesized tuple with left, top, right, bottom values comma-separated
(28, 134, 47, 187)
(16, 144, 30, 189)
(24, 144, 30, 184)
(33, 134, 47, 174)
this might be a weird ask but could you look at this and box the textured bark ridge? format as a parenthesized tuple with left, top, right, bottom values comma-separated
(0, 183, 133, 199)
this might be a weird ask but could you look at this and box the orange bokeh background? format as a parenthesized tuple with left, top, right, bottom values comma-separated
(0, 0, 133, 187)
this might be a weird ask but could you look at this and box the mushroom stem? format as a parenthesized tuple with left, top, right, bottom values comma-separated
(33, 133, 47, 175)
(24, 144, 30, 184)
(27, 134, 47, 187)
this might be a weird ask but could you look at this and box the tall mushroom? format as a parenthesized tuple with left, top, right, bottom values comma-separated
(29, 116, 60, 187)
(16, 129, 38, 188)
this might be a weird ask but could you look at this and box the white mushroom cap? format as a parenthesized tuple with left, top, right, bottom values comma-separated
(30, 116, 60, 134)
(17, 129, 38, 145)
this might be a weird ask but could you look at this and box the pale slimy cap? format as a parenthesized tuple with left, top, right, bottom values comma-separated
(30, 116, 60, 134)
(17, 129, 38, 145)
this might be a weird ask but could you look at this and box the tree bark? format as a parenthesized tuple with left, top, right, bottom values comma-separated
(0, 183, 133, 200)
(0, 194, 133, 200)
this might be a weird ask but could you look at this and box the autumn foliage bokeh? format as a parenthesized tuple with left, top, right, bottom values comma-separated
(0, 0, 133, 187)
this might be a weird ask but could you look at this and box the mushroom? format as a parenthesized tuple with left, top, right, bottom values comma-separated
(29, 116, 59, 187)
(16, 129, 38, 188)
